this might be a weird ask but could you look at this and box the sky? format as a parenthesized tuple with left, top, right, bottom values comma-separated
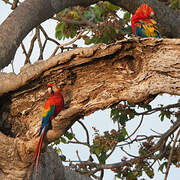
(1, 2, 180, 180)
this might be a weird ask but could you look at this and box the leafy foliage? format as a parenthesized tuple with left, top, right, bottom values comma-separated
(55, 2, 133, 45)
(51, 98, 180, 180)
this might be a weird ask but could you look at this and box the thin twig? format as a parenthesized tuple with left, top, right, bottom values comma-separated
(76, 150, 82, 162)
(51, 31, 84, 57)
(164, 129, 180, 180)
(99, 169, 104, 180)
(67, 140, 89, 146)
(135, 103, 180, 116)
(151, 129, 162, 135)
(151, 115, 180, 151)
(25, 32, 37, 64)
(120, 147, 138, 158)
(118, 135, 160, 147)
(125, 115, 144, 140)
(11, 0, 18, 9)
(106, 145, 116, 159)
(21, 42, 31, 64)
(39, 25, 60, 45)
(36, 27, 43, 60)
(77, 120, 90, 145)
(1, 0, 12, 5)
(69, 128, 90, 147)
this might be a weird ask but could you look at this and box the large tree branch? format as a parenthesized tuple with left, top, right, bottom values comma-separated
(0, 0, 180, 69)
(0, 38, 180, 178)
(110, 0, 180, 38)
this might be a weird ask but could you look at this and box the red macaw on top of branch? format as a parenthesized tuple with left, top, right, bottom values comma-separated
(131, 4, 160, 38)
(32, 83, 64, 171)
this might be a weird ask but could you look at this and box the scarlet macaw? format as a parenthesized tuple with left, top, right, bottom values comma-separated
(131, 4, 160, 38)
(32, 83, 64, 170)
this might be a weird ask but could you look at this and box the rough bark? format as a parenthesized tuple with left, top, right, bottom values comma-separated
(29, 147, 92, 180)
(0, 38, 180, 179)
(0, 0, 179, 69)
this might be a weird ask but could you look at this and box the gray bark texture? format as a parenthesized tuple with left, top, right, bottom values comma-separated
(30, 147, 92, 180)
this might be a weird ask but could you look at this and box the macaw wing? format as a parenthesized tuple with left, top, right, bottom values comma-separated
(39, 104, 55, 136)
(135, 20, 160, 38)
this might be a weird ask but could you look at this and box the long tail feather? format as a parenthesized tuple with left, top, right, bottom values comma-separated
(32, 127, 45, 171)
(35, 128, 45, 170)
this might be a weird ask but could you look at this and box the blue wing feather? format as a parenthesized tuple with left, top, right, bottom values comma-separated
(135, 21, 160, 38)
(39, 105, 55, 136)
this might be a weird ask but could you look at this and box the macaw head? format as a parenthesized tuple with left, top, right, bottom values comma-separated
(132, 4, 155, 21)
(47, 83, 61, 96)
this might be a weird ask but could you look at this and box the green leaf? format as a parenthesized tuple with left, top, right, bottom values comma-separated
(138, 148, 147, 156)
(55, 31, 63, 40)
(145, 167, 154, 178)
(64, 131, 74, 140)
(54, 139, 60, 145)
(140, 104, 152, 111)
(71, 28, 77, 38)
(99, 151, 106, 164)
(119, 114, 128, 125)
(56, 148, 61, 154)
(94, 5, 104, 20)
(159, 112, 165, 122)
(83, 10, 93, 20)
(70, 11, 80, 19)
(60, 8, 70, 16)
(122, 128, 127, 137)
(110, 108, 120, 122)
(165, 113, 171, 119)
(116, 134, 125, 142)
(158, 161, 168, 172)
(115, 172, 122, 178)
(56, 22, 65, 32)
(127, 101, 135, 107)
(83, 36, 92, 45)
(104, 1, 120, 11)
(104, 145, 109, 152)
(55, 22, 66, 40)
(95, 147, 102, 155)
(129, 111, 135, 119)
(60, 155, 66, 161)
(90, 146, 95, 153)
(60, 137, 66, 143)
(127, 171, 136, 179)
(123, 12, 131, 22)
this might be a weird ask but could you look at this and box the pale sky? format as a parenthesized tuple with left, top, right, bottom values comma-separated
(0, 2, 180, 180)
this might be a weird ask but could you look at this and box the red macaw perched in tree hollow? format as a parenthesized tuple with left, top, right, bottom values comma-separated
(32, 83, 64, 171)
(131, 4, 160, 38)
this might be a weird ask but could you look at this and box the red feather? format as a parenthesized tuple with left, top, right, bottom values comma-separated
(32, 84, 64, 171)
(131, 4, 156, 35)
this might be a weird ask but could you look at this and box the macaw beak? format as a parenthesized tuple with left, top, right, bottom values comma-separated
(47, 87, 52, 94)
(150, 11, 155, 17)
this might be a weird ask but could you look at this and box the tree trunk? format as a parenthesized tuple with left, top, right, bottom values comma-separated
(0, 38, 180, 179)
